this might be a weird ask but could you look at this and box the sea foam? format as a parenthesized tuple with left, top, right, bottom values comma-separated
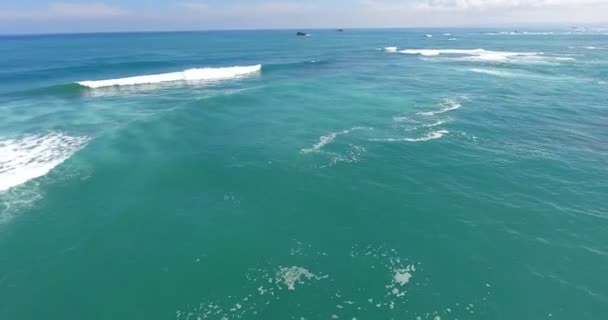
(400, 48, 542, 61)
(370, 130, 449, 143)
(0, 133, 89, 192)
(470, 68, 517, 77)
(78, 64, 262, 88)
(300, 127, 371, 153)
(417, 98, 462, 116)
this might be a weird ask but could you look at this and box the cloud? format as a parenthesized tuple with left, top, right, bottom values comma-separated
(1, 0, 607, 33)
(413, 0, 607, 10)
(0, 2, 127, 20)
(353, 0, 608, 25)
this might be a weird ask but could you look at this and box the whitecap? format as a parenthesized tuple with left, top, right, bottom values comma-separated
(417, 98, 461, 116)
(470, 68, 517, 77)
(393, 266, 415, 286)
(392, 115, 409, 122)
(400, 48, 546, 63)
(301, 130, 348, 154)
(370, 130, 449, 142)
(0, 133, 89, 192)
(422, 120, 447, 128)
(78, 64, 261, 88)
(300, 127, 371, 153)
(383, 47, 398, 53)
(276, 266, 323, 290)
(403, 130, 449, 142)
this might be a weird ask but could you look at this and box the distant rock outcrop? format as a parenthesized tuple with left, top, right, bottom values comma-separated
(296, 32, 309, 36)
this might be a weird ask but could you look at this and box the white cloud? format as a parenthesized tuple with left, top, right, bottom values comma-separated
(354, 0, 608, 25)
(414, 0, 607, 10)
(1, 0, 607, 32)
(0, 2, 127, 20)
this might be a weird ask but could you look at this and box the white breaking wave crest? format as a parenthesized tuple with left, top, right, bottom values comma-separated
(485, 31, 607, 36)
(0, 133, 89, 192)
(383, 47, 398, 52)
(417, 98, 462, 116)
(78, 64, 262, 88)
(470, 68, 518, 77)
(371, 130, 449, 142)
(402, 48, 577, 65)
(300, 127, 371, 154)
(400, 48, 542, 62)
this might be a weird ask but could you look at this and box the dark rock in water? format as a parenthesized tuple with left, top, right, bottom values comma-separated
(296, 32, 308, 36)
(337, 29, 344, 32)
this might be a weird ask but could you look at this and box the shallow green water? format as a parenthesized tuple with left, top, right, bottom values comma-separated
(0, 29, 607, 319)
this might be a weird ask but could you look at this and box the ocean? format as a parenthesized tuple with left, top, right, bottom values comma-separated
(0, 29, 607, 319)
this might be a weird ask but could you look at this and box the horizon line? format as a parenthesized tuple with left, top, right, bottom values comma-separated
(0, 24, 596, 37)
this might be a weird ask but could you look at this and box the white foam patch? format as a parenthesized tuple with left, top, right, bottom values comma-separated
(371, 130, 449, 143)
(422, 120, 447, 128)
(326, 145, 366, 167)
(400, 48, 548, 62)
(0, 133, 89, 192)
(405, 130, 449, 142)
(276, 266, 324, 290)
(301, 131, 346, 153)
(78, 64, 262, 88)
(417, 98, 462, 116)
(470, 68, 517, 77)
(393, 266, 415, 286)
(176, 244, 491, 320)
(383, 47, 398, 52)
(485, 31, 603, 36)
(301, 127, 370, 154)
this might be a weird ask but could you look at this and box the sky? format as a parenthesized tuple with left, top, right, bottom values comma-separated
(0, 0, 607, 34)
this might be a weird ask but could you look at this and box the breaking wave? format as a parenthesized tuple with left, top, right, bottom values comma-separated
(400, 48, 542, 61)
(0, 133, 89, 192)
(77, 64, 262, 88)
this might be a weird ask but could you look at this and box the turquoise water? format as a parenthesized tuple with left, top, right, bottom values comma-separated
(1, 29, 607, 319)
